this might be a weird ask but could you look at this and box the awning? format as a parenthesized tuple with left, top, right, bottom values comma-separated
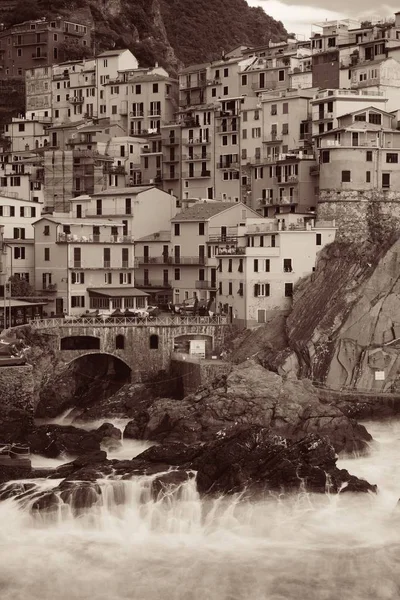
(87, 288, 149, 297)
(0, 299, 47, 308)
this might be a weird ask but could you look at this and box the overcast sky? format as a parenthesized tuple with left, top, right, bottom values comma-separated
(247, 0, 397, 39)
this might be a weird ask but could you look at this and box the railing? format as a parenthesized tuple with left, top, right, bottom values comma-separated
(217, 162, 239, 170)
(216, 246, 246, 255)
(130, 111, 144, 118)
(187, 138, 210, 145)
(104, 165, 126, 174)
(137, 256, 206, 265)
(29, 316, 229, 328)
(183, 153, 211, 161)
(182, 171, 211, 178)
(57, 234, 134, 243)
(195, 280, 216, 289)
(135, 279, 172, 288)
(69, 97, 84, 104)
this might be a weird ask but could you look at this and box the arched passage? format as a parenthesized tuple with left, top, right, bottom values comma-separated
(35, 353, 132, 419)
(61, 336, 101, 351)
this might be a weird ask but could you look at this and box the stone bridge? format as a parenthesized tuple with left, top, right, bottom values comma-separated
(28, 316, 230, 381)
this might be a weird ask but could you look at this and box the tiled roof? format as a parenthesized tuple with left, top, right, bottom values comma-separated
(92, 186, 154, 196)
(33, 216, 123, 226)
(171, 201, 237, 222)
(97, 49, 128, 58)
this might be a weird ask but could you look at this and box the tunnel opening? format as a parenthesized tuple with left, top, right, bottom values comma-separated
(35, 353, 132, 420)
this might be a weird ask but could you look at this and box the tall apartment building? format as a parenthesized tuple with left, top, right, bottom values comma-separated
(33, 216, 138, 316)
(0, 17, 91, 78)
(169, 201, 259, 305)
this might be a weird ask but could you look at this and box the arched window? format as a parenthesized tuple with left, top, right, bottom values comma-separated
(115, 334, 125, 350)
(149, 334, 159, 350)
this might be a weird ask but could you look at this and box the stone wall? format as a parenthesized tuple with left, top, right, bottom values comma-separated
(0, 365, 35, 441)
(318, 190, 400, 242)
(171, 357, 232, 397)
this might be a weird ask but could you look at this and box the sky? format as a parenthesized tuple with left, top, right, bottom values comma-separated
(247, 0, 397, 39)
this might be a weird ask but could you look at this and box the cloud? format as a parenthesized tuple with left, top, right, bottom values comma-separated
(248, 0, 398, 37)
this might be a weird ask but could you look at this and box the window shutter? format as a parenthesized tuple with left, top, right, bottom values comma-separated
(254, 284, 259, 297)
(81, 273, 85, 284)
(119, 273, 123, 284)
(71, 272, 76, 284)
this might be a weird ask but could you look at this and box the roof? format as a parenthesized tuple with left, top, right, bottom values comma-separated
(0, 299, 47, 308)
(87, 288, 149, 297)
(33, 216, 123, 226)
(97, 49, 129, 58)
(92, 186, 154, 196)
(136, 230, 170, 243)
(171, 201, 240, 222)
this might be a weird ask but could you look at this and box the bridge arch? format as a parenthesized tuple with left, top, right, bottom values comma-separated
(62, 351, 132, 374)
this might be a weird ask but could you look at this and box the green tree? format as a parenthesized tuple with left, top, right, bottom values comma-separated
(8, 275, 35, 298)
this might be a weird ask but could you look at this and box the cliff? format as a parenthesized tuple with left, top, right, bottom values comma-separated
(0, 0, 287, 71)
(279, 234, 400, 392)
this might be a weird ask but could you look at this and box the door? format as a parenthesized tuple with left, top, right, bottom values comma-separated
(352, 132, 359, 147)
(199, 245, 205, 264)
(144, 245, 149, 261)
(162, 244, 169, 263)
(211, 268, 216, 289)
(76, 204, 82, 218)
(259, 72, 265, 89)
(174, 245, 180, 264)
(221, 226, 227, 242)
(56, 298, 64, 315)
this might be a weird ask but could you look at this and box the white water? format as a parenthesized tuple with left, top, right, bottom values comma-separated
(1, 420, 400, 600)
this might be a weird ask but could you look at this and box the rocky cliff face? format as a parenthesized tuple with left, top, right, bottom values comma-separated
(279, 235, 400, 392)
(1, 0, 287, 71)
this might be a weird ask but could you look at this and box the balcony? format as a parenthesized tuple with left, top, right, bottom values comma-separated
(217, 125, 239, 134)
(57, 234, 135, 244)
(182, 170, 211, 178)
(69, 97, 84, 105)
(135, 279, 172, 288)
(195, 280, 217, 290)
(275, 175, 298, 184)
(130, 111, 144, 118)
(104, 165, 126, 175)
(217, 162, 239, 170)
(183, 153, 211, 161)
(32, 53, 47, 60)
(164, 156, 179, 163)
(137, 255, 205, 265)
(187, 138, 211, 145)
(163, 173, 179, 180)
(42, 284, 57, 293)
(263, 133, 282, 144)
(310, 164, 320, 176)
(164, 137, 179, 146)
(216, 245, 246, 256)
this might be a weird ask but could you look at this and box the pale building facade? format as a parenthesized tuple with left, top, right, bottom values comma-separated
(33, 216, 142, 316)
(216, 214, 336, 327)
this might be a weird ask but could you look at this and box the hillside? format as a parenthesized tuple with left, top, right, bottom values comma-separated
(0, 0, 287, 72)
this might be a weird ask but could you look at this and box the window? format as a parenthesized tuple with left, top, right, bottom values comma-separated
(254, 283, 270, 297)
(218, 282, 222, 295)
(265, 259, 270, 272)
(116, 334, 125, 350)
(71, 296, 85, 308)
(149, 334, 159, 350)
(382, 173, 390, 189)
(174, 268, 180, 280)
(212, 88, 216, 97)
(112, 105, 117, 115)
(14, 247, 25, 259)
(271, 104, 277, 116)
(224, 68, 229, 77)
(366, 151, 373, 162)
(228, 282, 233, 295)
(242, 129, 247, 140)
(285, 283, 293, 297)
(103, 248, 111, 268)
(222, 135, 228, 146)
(386, 153, 398, 163)
(104, 272, 112, 284)
(44, 225, 50, 236)
(321, 150, 330, 163)
(174, 223, 180, 236)
(282, 102, 288, 114)
(369, 112, 381, 125)
(316, 233, 322, 246)
(13, 227, 25, 239)
(282, 123, 289, 135)
(254, 259, 259, 272)
(152, 83, 158, 93)
(366, 171, 371, 183)
(283, 258, 292, 273)
(44, 248, 50, 261)
(241, 74, 247, 86)
(341, 170, 351, 182)
(135, 84, 141, 94)
(278, 70, 285, 81)
(74, 248, 81, 268)
(18, 124, 25, 132)
(119, 272, 132, 285)
(252, 128, 261, 138)
(223, 86, 228, 95)
(198, 222, 205, 235)
(71, 272, 85, 284)
(228, 259, 232, 273)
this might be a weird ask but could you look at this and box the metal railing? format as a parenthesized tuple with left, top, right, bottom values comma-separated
(57, 234, 134, 243)
(29, 316, 229, 328)
(195, 280, 217, 289)
(137, 255, 205, 265)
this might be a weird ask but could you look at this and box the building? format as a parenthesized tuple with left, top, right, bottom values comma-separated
(169, 200, 260, 305)
(0, 17, 91, 78)
(134, 230, 172, 305)
(33, 215, 145, 316)
(316, 107, 400, 191)
(0, 194, 41, 283)
(216, 213, 336, 326)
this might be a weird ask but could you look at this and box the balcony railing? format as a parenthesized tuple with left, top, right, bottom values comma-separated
(69, 97, 84, 104)
(195, 280, 217, 290)
(30, 316, 229, 328)
(187, 138, 210, 145)
(104, 165, 126, 175)
(182, 170, 211, 178)
(263, 133, 282, 143)
(57, 234, 135, 243)
(183, 153, 211, 161)
(216, 246, 246, 256)
(137, 255, 205, 265)
(32, 53, 47, 60)
(135, 279, 172, 288)
(310, 165, 320, 176)
(130, 111, 144, 118)
(217, 162, 239, 170)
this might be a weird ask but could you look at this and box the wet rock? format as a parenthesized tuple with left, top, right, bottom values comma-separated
(151, 470, 194, 499)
